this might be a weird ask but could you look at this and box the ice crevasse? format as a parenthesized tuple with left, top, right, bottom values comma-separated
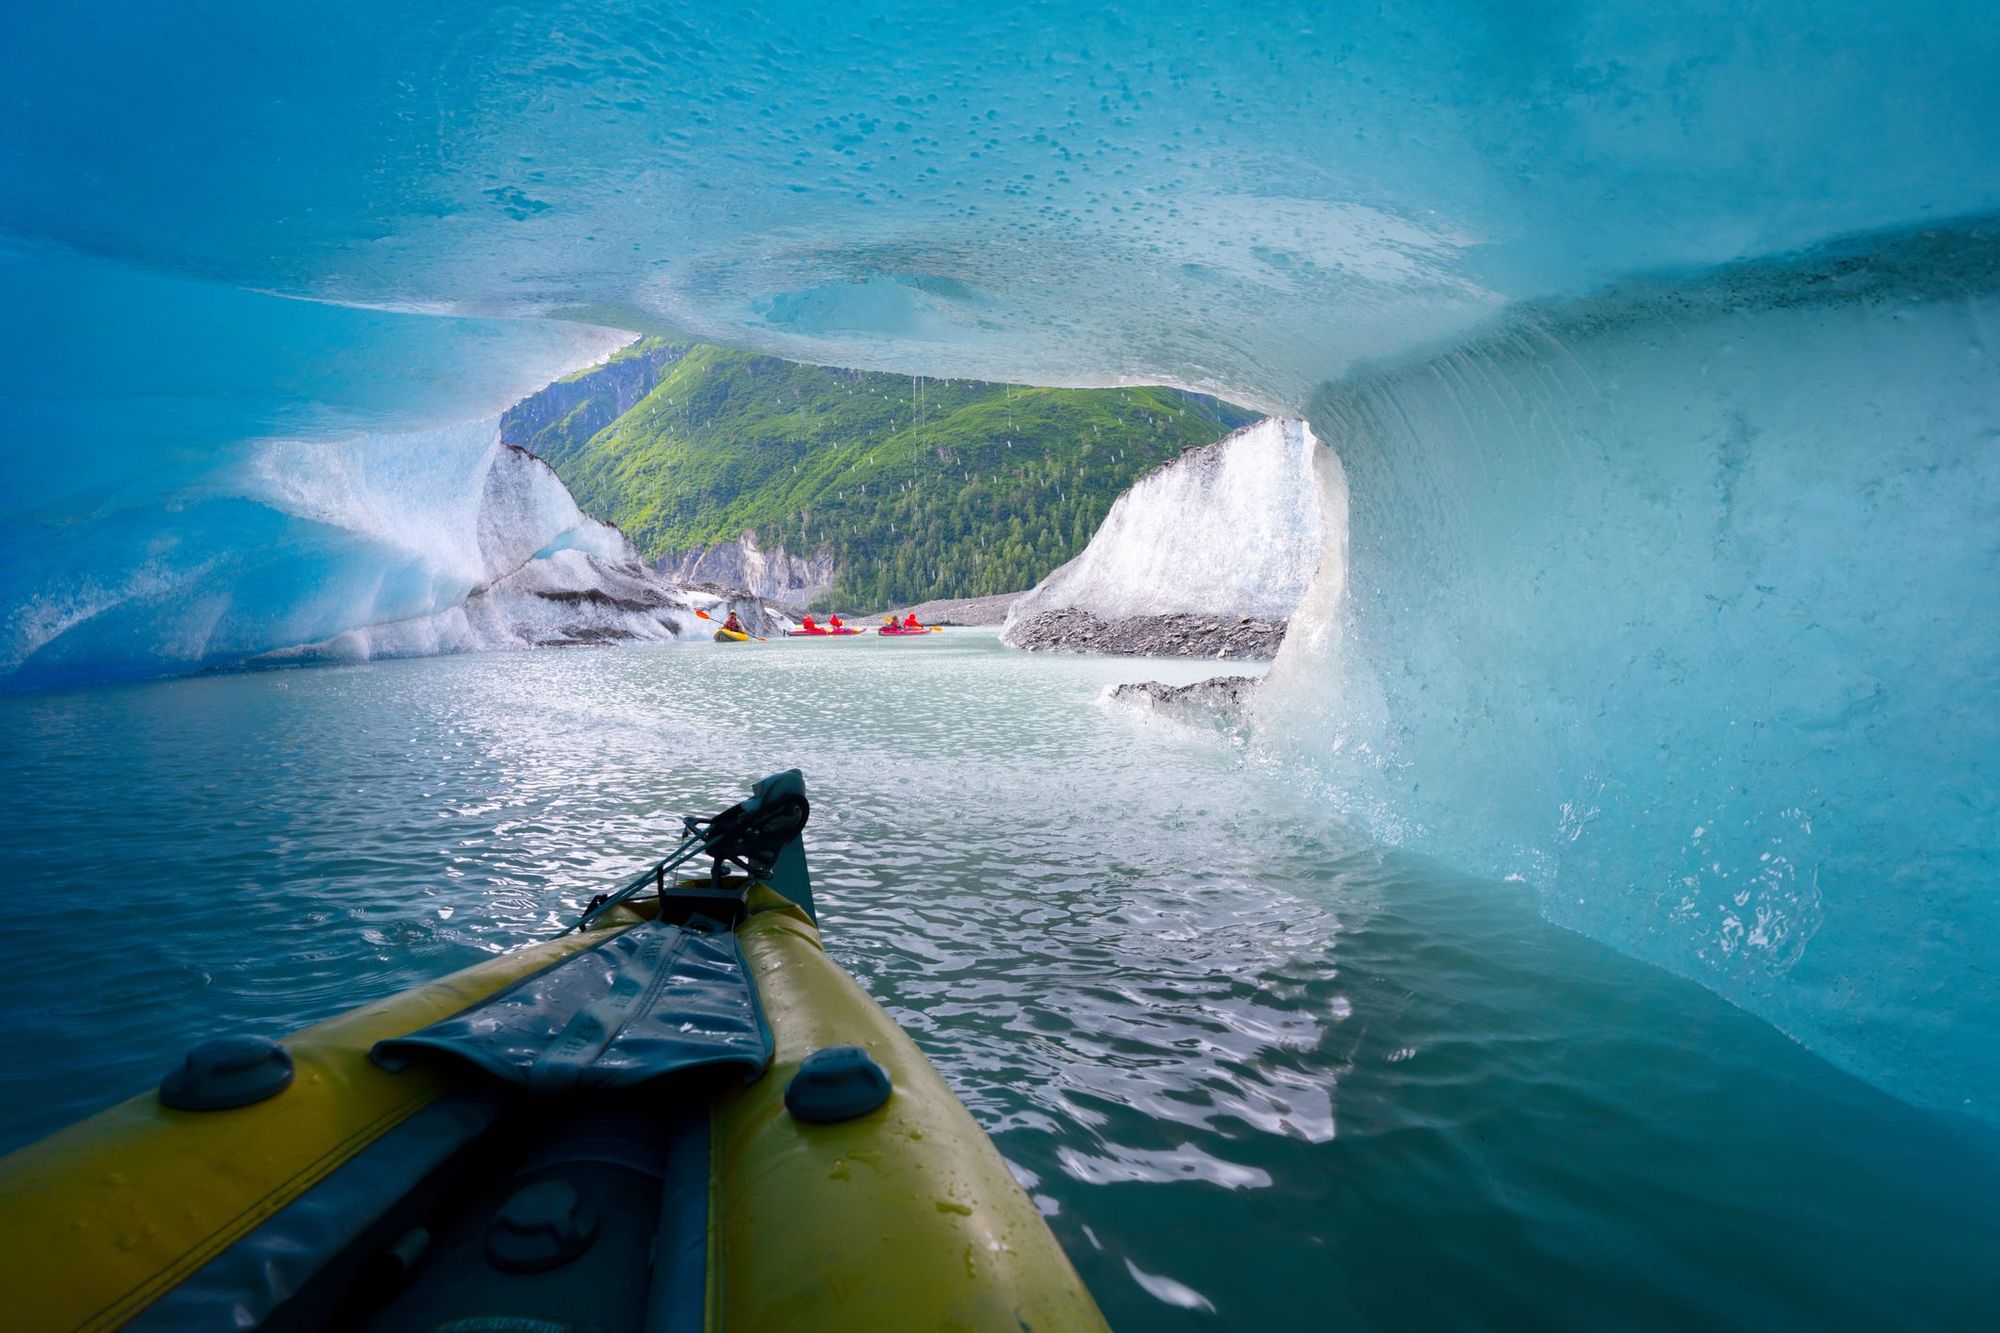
(0, 2, 1996, 1118)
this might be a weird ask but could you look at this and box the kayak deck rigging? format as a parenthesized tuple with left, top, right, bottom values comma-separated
(0, 772, 1107, 1333)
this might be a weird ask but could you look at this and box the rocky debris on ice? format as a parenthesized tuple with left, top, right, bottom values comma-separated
(672, 581, 803, 631)
(884, 591, 1025, 627)
(473, 550, 790, 645)
(1006, 608, 1286, 659)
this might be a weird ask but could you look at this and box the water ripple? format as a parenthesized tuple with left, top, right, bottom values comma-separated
(1, 635, 1995, 1329)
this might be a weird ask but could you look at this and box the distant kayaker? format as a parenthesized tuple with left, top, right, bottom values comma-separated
(828, 614, 845, 630)
(902, 613, 921, 629)
(800, 614, 820, 632)
(723, 610, 745, 634)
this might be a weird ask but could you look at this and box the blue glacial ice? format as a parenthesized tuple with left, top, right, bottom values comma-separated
(0, 241, 633, 683)
(1260, 226, 2000, 1117)
(1, 2, 1997, 1115)
(7, 2, 1999, 399)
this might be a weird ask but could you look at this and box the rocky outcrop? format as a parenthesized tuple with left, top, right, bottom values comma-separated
(1006, 609, 1286, 659)
(657, 531, 837, 607)
(500, 342, 687, 466)
(884, 591, 1025, 627)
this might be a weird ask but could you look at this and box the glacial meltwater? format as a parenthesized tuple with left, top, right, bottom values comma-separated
(1, 634, 1994, 1329)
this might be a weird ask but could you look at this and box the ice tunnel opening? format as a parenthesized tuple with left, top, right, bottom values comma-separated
(7, 210, 1994, 1131)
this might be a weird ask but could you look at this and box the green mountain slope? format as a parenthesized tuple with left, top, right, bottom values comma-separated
(500, 339, 689, 467)
(505, 340, 1258, 609)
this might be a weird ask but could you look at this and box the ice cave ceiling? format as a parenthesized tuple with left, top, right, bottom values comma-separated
(5, 0, 1997, 406)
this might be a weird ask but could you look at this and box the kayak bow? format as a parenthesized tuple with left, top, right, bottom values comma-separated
(0, 772, 1108, 1333)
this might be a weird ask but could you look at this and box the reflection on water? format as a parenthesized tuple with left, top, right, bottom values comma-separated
(0, 632, 1994, 1328)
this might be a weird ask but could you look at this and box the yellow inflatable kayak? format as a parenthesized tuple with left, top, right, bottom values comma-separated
(0, 773, 1107, 1333)
(711, 627, 750, 642)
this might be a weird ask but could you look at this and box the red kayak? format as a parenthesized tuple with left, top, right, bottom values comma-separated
(878, 625, 933, 636)
(785, 628, 862, 637)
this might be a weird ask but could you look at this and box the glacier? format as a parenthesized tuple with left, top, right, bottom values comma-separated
(6, 2, 1998, 402)
(1259, 223, 2000, 1116)
(1, 2, 1997, 1117)
(242, 441, 778, 667)
(1004, 417, 1332, 630)
(0, 240, 635, 685)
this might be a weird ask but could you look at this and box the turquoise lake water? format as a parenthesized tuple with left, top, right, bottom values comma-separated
(1, 631, 1994, 1328)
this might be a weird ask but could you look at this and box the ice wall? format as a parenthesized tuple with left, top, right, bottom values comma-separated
(1259, 222, 2000, 1118)
(9, 419, 629, 685)
(7, 3, 1997, 685)
(0, 242, 631, 686)
(1007, 418, 1331, 624)
(250, 437, 793, 662)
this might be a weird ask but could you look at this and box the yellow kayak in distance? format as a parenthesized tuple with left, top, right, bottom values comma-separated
(712, 626, 750, 642)
(0, 772, 1108, 1333)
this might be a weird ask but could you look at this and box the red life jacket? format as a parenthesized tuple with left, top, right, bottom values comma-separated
(801, 616, 818, 630)
(903, 614, 920, 628)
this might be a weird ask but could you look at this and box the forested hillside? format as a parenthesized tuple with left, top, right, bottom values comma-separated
(503, 340, 1256, 609)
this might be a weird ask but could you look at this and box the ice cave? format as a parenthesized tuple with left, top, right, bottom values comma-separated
(3, 0, 1996, 1183)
